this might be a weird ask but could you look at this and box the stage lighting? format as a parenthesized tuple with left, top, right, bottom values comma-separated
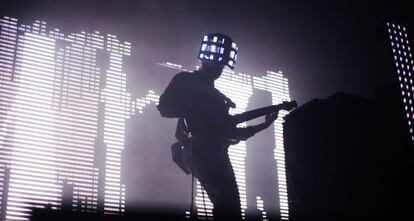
(387, 22, 414, 141)
(0, 14, 292, 221)
(0, 16, 153, 220)
(198, 33, 238, 69)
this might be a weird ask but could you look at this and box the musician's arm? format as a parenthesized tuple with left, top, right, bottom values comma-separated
(227, 112, 278, 141)
(230, 101, 297, 126)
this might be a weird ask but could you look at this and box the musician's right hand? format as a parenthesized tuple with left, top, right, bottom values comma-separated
(278, 100, 298, 111)
(265, 112, 278, 126)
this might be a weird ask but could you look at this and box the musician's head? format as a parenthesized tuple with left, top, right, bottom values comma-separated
(197, 33, 238, 81)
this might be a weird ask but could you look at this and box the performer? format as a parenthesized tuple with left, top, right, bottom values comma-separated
(157, 33, 296, 220)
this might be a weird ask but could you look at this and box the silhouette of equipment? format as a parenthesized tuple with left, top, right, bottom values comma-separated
(284, 89, 414, 220)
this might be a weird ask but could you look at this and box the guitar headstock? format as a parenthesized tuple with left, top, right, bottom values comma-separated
(279, 100, 298, 111)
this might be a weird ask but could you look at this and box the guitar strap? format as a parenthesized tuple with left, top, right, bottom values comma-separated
(171, 118, 193, 175)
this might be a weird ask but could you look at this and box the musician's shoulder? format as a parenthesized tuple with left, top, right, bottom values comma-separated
(173, 71, 193, 80)
(168, 72, 193, 87)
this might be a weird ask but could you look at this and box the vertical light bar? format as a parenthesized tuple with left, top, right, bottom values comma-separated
(256, 196, 268, 221)
(101, 35, 132, 214)
(5, 29, 61, 221)
(386, 22, 414, 141)
(0, 16, 136, 220)
(253, 71, 291, 220)
(54, 30, 103, 213)
(0, 16, 18, 219)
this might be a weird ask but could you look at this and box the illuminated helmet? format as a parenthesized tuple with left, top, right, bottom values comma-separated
(198, 33, 238, 70)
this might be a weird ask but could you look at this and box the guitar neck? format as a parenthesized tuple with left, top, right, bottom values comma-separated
(230, 105, 281, 126)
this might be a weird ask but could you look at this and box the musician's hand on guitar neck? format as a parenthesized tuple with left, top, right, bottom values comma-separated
(265, 100, 297, 126)
(265, 112, 278, 127)
(225, 97, 236, 109)
(278, 100, 298, 112)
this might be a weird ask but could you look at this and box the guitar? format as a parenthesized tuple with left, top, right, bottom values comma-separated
(171, 100, 297, 175)
(228, 100, 298, 126)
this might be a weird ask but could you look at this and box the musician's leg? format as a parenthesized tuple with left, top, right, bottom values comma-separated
(193, 151, 242, 220)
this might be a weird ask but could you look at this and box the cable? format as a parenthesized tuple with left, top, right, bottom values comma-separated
(189, 134, 195, 220)
(190, 172, 195, 220)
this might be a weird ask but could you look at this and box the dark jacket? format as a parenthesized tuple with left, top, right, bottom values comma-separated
(158, 71, 254, 150)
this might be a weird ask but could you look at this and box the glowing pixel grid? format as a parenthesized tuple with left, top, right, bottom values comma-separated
(387, 22, 414, 141)
(0, 16, 151, 220)
(0, 15, 292, 221)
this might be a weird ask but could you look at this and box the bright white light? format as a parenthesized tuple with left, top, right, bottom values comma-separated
(0, 16, 133, 220)
(210, 45, 217, 52)
(230, 50, 235, 59)
(201, 43, 207, 51)
(387, 21, 414, 143)
(232, 42, 237, 49)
